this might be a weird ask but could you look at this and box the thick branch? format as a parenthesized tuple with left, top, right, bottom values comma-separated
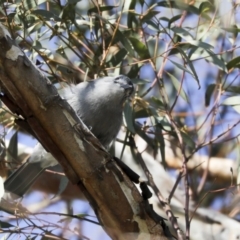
(0, 24, 168, 239)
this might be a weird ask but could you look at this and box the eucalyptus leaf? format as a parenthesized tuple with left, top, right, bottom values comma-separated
(124, 101, 135, 134)
(7, 131, 18, 160)
(222, 96, 240, 106)
(168, 14, 182, 28)
(226, 56, 240, 71)
(32, 9, 60, 21)
(199, 1, 214, 14)
(205, 84, 215, 107)
(222, 96, 240, 114)
(88, 5, 116, 15)
(0, 220, 15, 228)
(166, 71, 188, 102)
(224, 86, 240, 94)
(157, 1, 199, 15)
(128, 37, 150, 60)
(107, 48, 127, 67)
(141, 10, 160, 23)
(222, 25, 239, 38)
(180, 130, 195, 151)
(115, 30, 135, 56)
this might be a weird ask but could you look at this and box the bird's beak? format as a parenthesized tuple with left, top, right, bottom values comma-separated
(113, 75, 134, 97)
(123, 83, 134, 97)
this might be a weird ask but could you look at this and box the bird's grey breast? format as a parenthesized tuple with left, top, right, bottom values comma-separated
(61, 76, 133, 147)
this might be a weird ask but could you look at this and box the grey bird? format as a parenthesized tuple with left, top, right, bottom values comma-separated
(4, 75, 134, 197)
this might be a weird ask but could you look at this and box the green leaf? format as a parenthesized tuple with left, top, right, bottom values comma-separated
(88, 5, 116, 15)
(134, 108, 154, 119)
(58, 217, 72, 223)
(181, 130, 195, 150)
(187, 45, 198, 59)
(32, 9, 60, 21)
(60, 3, 76, 22)
(145, 20, 160, 31)
(128, 37, 150, 59)
(175, 46, 200, 88)
(171, 26, 194, 40)
(155, 122, 166, 168)
(222, 96, 240, 114)
(158, 117, 172, 132)
(226, 56, 240, 71)
(107, 48, 128, 67)
(169, 59, 192, 75)
(199, 1, 214, 14)
(0, 221, 15, 228)
(55, 176, 69, 197)
(189, 46, 226, 72)
(187, 40, 213, 50)
(237, 146, 240, 186)
(68, 0, 81, 4)
(157, 1, 199, 15)
(127, 0, 138, 29)
(224, 86, 240, 94)
(159, 17, 170, 22)
(124, 101, 135, 134)
(205, 84, 215, 107)
(131, 78, 150, 85)
(115, 30, 135, 56)
(151, 97, 165, 109)
(168, 14, 182, 28)
(141, 10, 160, 23)
(27, 21, 43, 35)
(205, 49, 226, 72)
(222, 25, 239, 38)
(222, 96, 240, 105)
(23, 0, 37, 10)
(7, 131, 18, 160)
(127, 65, 142, 79)
(223, 96, 240, 105)
(166, 71, 188, 102)
(169, 43, 192, 55)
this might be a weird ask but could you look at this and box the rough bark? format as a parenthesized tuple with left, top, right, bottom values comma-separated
(0, 24, 169, 240)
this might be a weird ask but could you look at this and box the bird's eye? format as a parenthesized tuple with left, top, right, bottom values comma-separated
(114, 75, 123, 83)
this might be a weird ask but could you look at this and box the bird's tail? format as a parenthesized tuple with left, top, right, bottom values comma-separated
(4, 161, 45, 197)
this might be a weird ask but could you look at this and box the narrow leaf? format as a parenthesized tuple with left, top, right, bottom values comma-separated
(175, 46, 200, 88)
(124, 101, 135, 133)
(7, 131, 18, 160)
(157, 1, 199, 15)
(226, 56, 240, 71)
(88, 5, 116, 15)
(128, 37, 150, 59)
(222, 96, 240, 105)
(181, 130, 195, 151)
(199, 2, 214, 14)
(115, 30, 135, 56)
(222, 96, 240, 114)
(205, 49, 226, 72)
(205, 84, 215, 107)
(224, 86, 240, 94)
(166, 71, 188, 102)
(168, 14, 182, 28)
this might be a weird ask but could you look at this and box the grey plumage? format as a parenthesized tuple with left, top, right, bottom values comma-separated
(4, 75, 134, 197)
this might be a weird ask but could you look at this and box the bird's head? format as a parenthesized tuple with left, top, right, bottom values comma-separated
(91, 75, 134, 106)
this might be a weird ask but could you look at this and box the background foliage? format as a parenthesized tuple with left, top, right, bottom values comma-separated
(1, 0, 240, 239)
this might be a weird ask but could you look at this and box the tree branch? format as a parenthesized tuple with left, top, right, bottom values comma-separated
(0, 24, 168, 239)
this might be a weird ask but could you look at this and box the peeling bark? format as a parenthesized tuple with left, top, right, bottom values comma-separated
(0, 23, 169, 240)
